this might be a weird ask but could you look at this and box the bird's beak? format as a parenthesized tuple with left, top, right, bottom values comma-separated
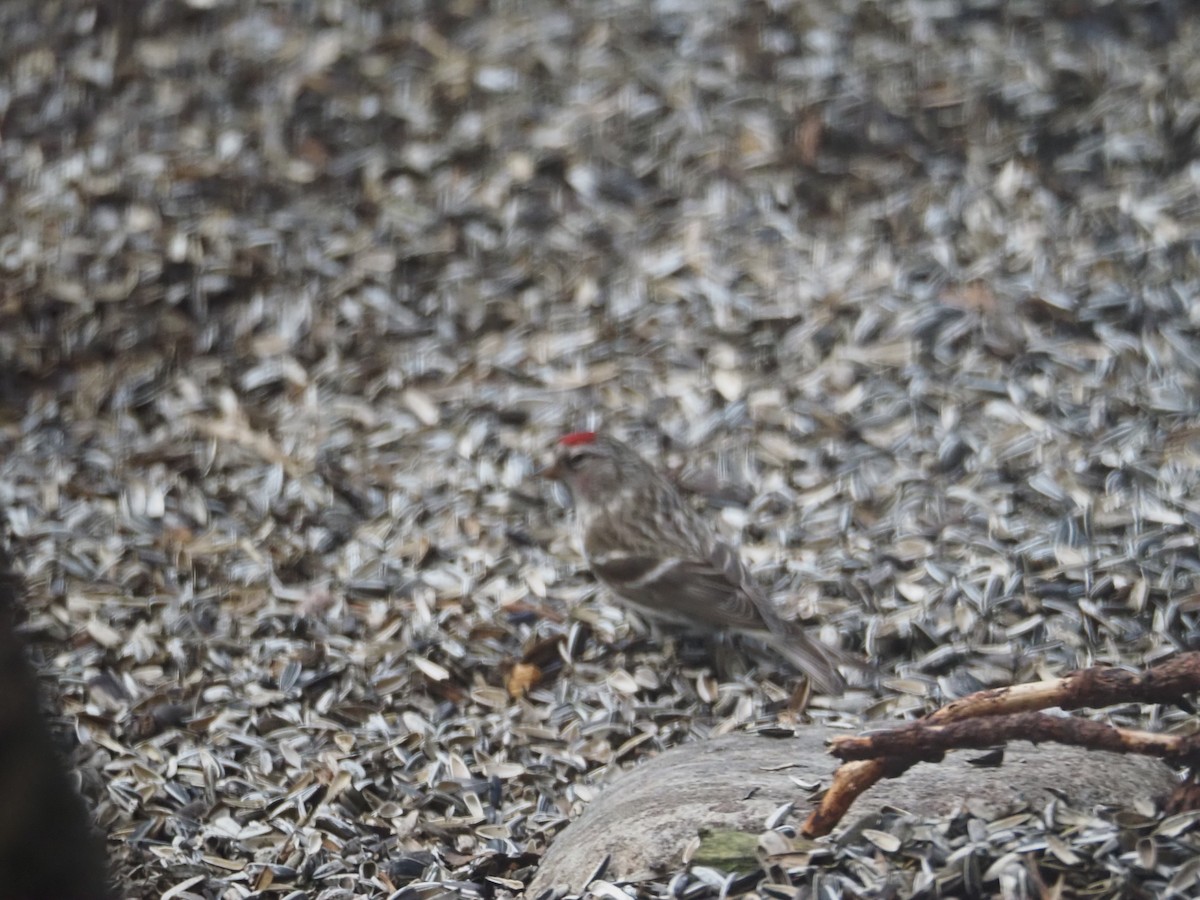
(538, 460, 564, 481)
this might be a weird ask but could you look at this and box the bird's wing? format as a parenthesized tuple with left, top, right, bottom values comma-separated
(590, 541, 850, 694)
(587, 541, 770, 632)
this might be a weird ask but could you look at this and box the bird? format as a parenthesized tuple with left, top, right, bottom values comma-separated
(542, 431, 849, 694)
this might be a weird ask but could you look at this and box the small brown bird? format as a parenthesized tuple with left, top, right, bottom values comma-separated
(543, 431, 848, 694)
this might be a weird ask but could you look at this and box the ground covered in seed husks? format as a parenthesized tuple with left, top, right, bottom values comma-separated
(2, 0, 1200, 897)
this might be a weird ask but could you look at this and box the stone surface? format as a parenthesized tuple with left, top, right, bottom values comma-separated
(528, 729, 1179, 895)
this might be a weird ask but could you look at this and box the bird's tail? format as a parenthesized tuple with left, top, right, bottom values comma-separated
(764, 627, 855, 696)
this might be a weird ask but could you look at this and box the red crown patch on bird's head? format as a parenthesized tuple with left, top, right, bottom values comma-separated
(558, 431, 598, 447)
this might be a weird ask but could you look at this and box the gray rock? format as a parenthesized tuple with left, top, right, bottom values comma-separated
(528, 729, 1179, 895)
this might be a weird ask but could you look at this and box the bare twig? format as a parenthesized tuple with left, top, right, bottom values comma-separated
(833, 711, 1200, 765)
(802, 653, 1200, 837)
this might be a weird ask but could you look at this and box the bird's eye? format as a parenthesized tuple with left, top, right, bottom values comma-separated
(565, 452, 585, 470)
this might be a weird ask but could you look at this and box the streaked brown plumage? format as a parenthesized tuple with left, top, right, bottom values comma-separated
(544, 432, 849, 694)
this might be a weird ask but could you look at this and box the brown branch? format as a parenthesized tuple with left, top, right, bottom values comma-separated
(936, 654, 1200, 719)
(801, 652, 1200, 838)
(832, 711, 1200, 765)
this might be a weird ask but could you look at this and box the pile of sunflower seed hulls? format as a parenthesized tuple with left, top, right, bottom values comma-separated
(1, 0, 1198, 897)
